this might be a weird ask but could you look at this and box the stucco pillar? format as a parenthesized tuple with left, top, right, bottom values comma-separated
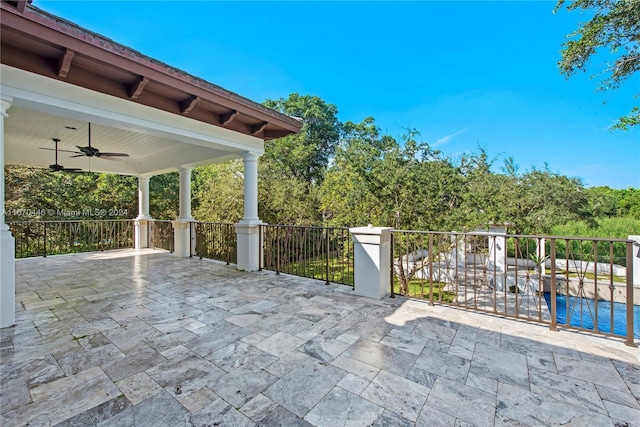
(235, 151, 262, 271)
(173, 167, 194, 257)
(350, 226, 393, 299)
(135, 176, 152, 249)
(486, 224, 507, 291)
(0, 96, 16, 328)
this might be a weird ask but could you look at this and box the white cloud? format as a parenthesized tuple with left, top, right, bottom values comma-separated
(433, 128, 467, 147)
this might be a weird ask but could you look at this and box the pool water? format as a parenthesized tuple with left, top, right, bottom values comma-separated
(544, 293, 640, 339)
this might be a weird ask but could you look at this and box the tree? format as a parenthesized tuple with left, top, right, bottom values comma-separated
(584, 186, 621, 217)
(515, 166, 594, 234)
(263, 93, 340, 185)
(618, 187, 640, 218)
(321, 118, 461, 230)
(456, 150, 519, 231)
(192, 162, 244, 223)
(555, 0, 640, 130)
(149, 172, 178, 219)
(320, 117, 387, 227)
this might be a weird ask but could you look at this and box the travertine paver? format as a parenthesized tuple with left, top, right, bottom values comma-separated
(0, 249, 638, 426)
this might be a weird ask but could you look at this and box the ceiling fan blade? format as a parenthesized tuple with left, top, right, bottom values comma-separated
(70, 154, 86, 158)
(97, 153, 130, 157)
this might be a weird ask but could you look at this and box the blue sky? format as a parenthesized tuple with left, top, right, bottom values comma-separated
(38, 1, 639, 189)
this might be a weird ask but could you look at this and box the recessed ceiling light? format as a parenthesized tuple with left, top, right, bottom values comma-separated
(64, 126, 77, 130)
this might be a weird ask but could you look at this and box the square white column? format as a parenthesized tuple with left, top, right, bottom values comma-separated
(235, 223, 261, 271)
(350, 226, 393, 299)
(172, 220, 194, 257)
(134, 219, 150, 249)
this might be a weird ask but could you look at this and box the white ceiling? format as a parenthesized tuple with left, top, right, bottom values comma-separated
(6, 107, 187, 174)
(2, 65, 264, 177)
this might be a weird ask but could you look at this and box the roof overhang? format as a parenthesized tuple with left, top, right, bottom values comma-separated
(2, 64, 265, 175)
(0, 1, 302, 176)
(0, 2, 302, 139)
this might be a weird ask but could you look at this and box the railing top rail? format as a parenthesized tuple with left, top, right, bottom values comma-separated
(390, 229, 635, 244)
(261, 224, 350, 232)
(192, 221, 235, 226)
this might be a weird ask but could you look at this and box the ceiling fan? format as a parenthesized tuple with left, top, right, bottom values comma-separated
(47, 138, 82, 172)
(69, 123, 130, 159)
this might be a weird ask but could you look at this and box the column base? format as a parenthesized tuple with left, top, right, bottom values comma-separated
(235, 222, 263, 272)
(134, 218, 151, 249)
(172, 220, 194, 258)
(350, 226, 393, 299)
(0, 228, 16, 328)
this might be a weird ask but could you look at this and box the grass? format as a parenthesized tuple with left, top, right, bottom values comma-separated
(549, 269, 626, 283)
(392, 278, 457, 303)
(275, 256, 354, 286)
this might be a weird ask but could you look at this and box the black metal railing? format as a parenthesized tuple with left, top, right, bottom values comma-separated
(261, 225, 354, 287)
(149, 220, 174, 252)
(194, 222, 236, 264)
(8, 219, 134, 258)
(390, 230, 637, 346)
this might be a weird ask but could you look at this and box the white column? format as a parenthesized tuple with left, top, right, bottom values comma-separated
(235, 151, 262, 271)
(350, 226, 393, 299)
(134, 176, 152, 249)
(138, 176, 151, 219)
(178, 167, 193, 221)
(241, 151, 259, 223)
(173, 167, 193, 257)
(1, 96, 16, 328)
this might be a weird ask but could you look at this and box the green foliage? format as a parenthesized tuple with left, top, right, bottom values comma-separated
(555, 0, 640, 130)
(258, 162, 321, 225)
(5, 166, 136, 220)
(320, 118, 462, 230)
(193, 161, 244, 223)
(149, 173, 178, 219)
(4, 165, 181, 221)
(515, 166, 593, 234)
(262, 93, 340, 184)
(617, 187, 640, 219)
(456, 149, 518, 230)
(551, 216, 640, 239)
(584, 186, 640, 219)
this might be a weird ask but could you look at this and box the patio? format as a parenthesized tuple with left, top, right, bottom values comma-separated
(1, 249, 639, 426)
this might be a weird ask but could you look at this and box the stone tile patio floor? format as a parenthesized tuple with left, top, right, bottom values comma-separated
(1, 249, 639, 426)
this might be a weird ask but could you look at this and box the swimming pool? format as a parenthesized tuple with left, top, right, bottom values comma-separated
(544, 293, 640, 339)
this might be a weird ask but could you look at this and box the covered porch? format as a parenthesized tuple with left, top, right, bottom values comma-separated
(0, 1, 302, 328)
(1, 249, 639, 425)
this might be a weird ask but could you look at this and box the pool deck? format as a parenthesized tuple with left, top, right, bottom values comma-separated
(1, 249, 639, 426)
